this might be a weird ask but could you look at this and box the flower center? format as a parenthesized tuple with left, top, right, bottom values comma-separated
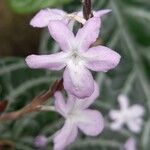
(67, 110, 88, 124)
(68, 50, 85, 65)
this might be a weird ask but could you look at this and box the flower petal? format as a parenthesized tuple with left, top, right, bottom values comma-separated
(109, 110, 121, 120)
(54, 92, 67, 117)
(124, 138, 136, 150)
(76, 17, 101, 52)
(129, 105, 145, 118)
(30, 8, 67, 28)
(84, 46, 121, 72)
(110, 120, 124, 130)
(77, 109, 104, 136)
(118, 95, 129, 110)
(25, 52, 67, 70)
(63, 64, 94, 98)
(127, 120, 142, 133)
(74, 82, 99, 110)
(48, 21, 75, 52)
(53, 121, 78, 150)
(93, 9, 111, 17)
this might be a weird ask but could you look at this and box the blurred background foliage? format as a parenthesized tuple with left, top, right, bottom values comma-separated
(0, 0, 150, 150)
(7, 0, 73, 14)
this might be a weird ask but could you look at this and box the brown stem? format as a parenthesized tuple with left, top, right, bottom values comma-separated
(82, 0, 93, 20)
(0, 78, 63, 122)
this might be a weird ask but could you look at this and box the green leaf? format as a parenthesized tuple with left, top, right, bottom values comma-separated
(7, 0, 72, 14)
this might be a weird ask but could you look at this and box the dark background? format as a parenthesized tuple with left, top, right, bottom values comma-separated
(0, 0, 40, 56)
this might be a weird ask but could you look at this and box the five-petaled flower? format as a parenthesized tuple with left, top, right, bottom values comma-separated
(26, 17, 121, 98)
(53, 82, 104, 150)
(109, 95, 145, 133)
(30, 8, 111, 27)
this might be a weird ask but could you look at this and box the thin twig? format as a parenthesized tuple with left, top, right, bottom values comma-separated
(82, 0, 93, 20)
(0, 79, 63, 122)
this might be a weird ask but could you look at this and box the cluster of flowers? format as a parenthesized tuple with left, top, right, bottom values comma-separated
(25, 8, 144, 150)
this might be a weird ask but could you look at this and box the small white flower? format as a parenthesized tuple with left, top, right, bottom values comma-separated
(109, 95, 145, 133)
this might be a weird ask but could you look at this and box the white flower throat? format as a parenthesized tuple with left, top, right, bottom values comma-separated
(67, 50, 85, 66)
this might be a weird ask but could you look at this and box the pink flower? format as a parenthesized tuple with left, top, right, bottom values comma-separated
(109, 95, 145, 133)
(30, 8, 111, 28)
(34, 135, 48, 149)
(124, 138, 136, 150)
(26, 17, 121, 98)
(53, 82, 104, 150)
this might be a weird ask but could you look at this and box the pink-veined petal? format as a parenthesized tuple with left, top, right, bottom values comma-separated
(93, 9, 111, 17)
(74, 82, 99, 110)
(76, 17, 101, 52)
(30, 8, 67, 28)
(48, 21, 75, 52)
(63, 64, 94, 98)
(77, 109, 104, 136)
(25, 52, 67, 70)
(84, 46, 121, 72)
(118, 95, 129, 110)
(54, 92, 67, 117)
(53, 121, 78, 150)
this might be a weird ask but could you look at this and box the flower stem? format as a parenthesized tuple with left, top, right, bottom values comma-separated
(82, 0, 93, 20)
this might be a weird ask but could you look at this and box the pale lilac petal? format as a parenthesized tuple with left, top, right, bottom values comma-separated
(77, 109, 104, 136)
(74, 82, 99, 110)
(124, 138, 136, 150)
(34, 135, 48, 148)
(127, 120, 141, 133)
(30, 8, 67, 28)
(93, 9, 111, 17)
(76, 17, 101, 52)
(54, 92, 67, 117)
(53, 121, 78, 150)
(48, 21, 75, 52)
(63, 65, 94, 98)
(30, 9, 52, 28)
(84, 46, 121, 72)
(118, 95, 129, 110)
(65, 94, 76, 114)
(25, 52, 67, 70)
(110, 120, 123, 130)
(65, 82, 99, 111)
(134, 118, 143, 126)
(109, 110, 121, 120)
(129, 105, 145, 118)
